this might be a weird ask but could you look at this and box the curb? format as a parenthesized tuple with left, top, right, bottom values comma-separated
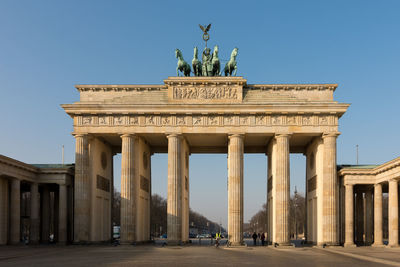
(315, 247, 400, 267)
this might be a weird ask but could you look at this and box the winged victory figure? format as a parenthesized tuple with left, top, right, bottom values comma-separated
(199, 24, 211, 34)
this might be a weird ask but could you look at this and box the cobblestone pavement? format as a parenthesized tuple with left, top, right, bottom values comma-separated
(1, 243, 400, 267)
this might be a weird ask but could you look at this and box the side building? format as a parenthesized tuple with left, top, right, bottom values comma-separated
(0, 154, 74, 245)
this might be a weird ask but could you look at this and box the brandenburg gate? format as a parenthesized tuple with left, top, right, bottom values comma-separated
(62, 76, 349, 246)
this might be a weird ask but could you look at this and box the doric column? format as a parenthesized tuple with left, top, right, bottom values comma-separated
(322, 133, 339, 245)
(355, 190, 364, 244)
(0, 178, 8, 245)
(344, 184, 355, 247)
(388, 179, 399, 247)
(275, 134, 290, 245)
(365, 189, 373, 245)
(228, 134, 244, 246)
(167, 134, 183, 244)
(74, 134, 89, 242)
(30, 183, 40, 243)
(120, 134, 137, 243)
(58, 184, 68, 244)
(41, 185, 50, 242)
(373, 183, 383, 246)
(10, 179, 20, 244)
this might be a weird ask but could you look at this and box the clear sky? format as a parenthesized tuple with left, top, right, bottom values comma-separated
(1, 0, 399, 228)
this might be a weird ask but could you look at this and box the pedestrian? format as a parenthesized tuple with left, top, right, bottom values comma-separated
(252, 232, 258, 246)
(261, 232, 265, 246)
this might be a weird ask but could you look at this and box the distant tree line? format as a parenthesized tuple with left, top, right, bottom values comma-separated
(112, 190, 224, 237)
(246, 192, 306, 238)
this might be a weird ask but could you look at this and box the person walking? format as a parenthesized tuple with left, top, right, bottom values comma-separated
(252, 232, 258, 246)
(261, 232, 265, 246)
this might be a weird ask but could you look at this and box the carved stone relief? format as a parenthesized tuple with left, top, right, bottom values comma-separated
(173, 87, 238, 100)
(77, 114, 338, 127)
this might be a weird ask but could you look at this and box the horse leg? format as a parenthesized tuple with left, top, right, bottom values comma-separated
(177, 66, 180, 76)
(233, 66, 237, 76)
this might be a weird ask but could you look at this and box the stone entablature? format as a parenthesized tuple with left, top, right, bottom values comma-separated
(339, 157, 400, 185)
(63, 77, 348, 136)
(0, 154, 74, 185)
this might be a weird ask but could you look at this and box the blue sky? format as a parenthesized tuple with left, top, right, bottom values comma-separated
(1, 0, 399, 227)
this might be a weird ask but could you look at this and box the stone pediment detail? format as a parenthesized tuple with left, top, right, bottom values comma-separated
(76, 114, 338, 127)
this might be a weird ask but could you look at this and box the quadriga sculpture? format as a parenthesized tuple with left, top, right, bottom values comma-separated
(175, 49, 191, 77)
(192, 47, 202, 77)
(211, 45, 220, 76)
(222, 47, 238, 76)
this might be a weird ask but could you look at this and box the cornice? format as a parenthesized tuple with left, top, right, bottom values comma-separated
(75, 85, 166, 92)
(61, 103, 350, 115)
(74, 82, 338, 92)
(247, 84, 338, 91)
(0, 154, 40, 174)
(339, 157, 400, 176)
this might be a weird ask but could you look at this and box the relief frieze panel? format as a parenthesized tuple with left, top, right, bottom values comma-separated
(76, 114, 338, 127)
(173, 87, 238, 100)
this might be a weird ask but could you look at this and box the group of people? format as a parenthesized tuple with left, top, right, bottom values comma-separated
(252, 232, 266, 246)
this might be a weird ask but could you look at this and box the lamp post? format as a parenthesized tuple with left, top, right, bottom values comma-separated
(294, 186, 298, 240)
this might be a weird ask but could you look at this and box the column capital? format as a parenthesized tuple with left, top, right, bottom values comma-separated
(322, 132, 341, 139)
(166, 133, 183, 139)
(120, 133, 136, 138)
(73, 133, 88, 138)
(374, 183, 383, 187)
(228, 133, 244, 139)
(275, 133, 292, 138)
(344, 183, 354, 187)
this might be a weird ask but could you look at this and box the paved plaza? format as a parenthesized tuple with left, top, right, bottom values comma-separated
(1, 242, 400, 267)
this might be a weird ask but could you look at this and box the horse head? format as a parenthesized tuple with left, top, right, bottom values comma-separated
(213, 45, 219, 57)
(193, 47, 198, 59)
(230, 47, 238, 59)
(175, 49, 181, 59)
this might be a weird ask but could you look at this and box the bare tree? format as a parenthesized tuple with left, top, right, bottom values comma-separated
(112, 189, 121, 226)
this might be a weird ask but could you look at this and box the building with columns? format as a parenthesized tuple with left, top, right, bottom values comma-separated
(0, 155, 74, 245)
(339, 157, 400, 247)
(61, 76, 350, 246)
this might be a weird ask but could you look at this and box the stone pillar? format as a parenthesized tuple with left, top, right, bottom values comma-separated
(74, 134, 90, 242)
(41, 185, 50, 242)
(120, 134, 137, 243)
(10, 179, 20, 244)
(388, 179, 399, 247)
(322, 133, 339, 245)
(167, 134, 182, 244)
(365, 189, 373, 245)
(0, 178, 8, 245)
(58, 184, 68, 244)
(355, 191, 364, 244)
(228, 134, 244, 246)
(30, 183, 40, 243)
(275, 134, 290, 245)
(373, 183, 383, 246)
(344, 184, 355, 247)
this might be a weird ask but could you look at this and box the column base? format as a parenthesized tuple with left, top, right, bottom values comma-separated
(119, 241, 136, 245)
(344, 243, 356, 248)
(387, 244, 399, 248)
(167, 240, 183, 246)
(273, 242, 293, 248)
(228, 242, 245, 247)
(371, 243, 385, 248)
(317, 242, 340, 247)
